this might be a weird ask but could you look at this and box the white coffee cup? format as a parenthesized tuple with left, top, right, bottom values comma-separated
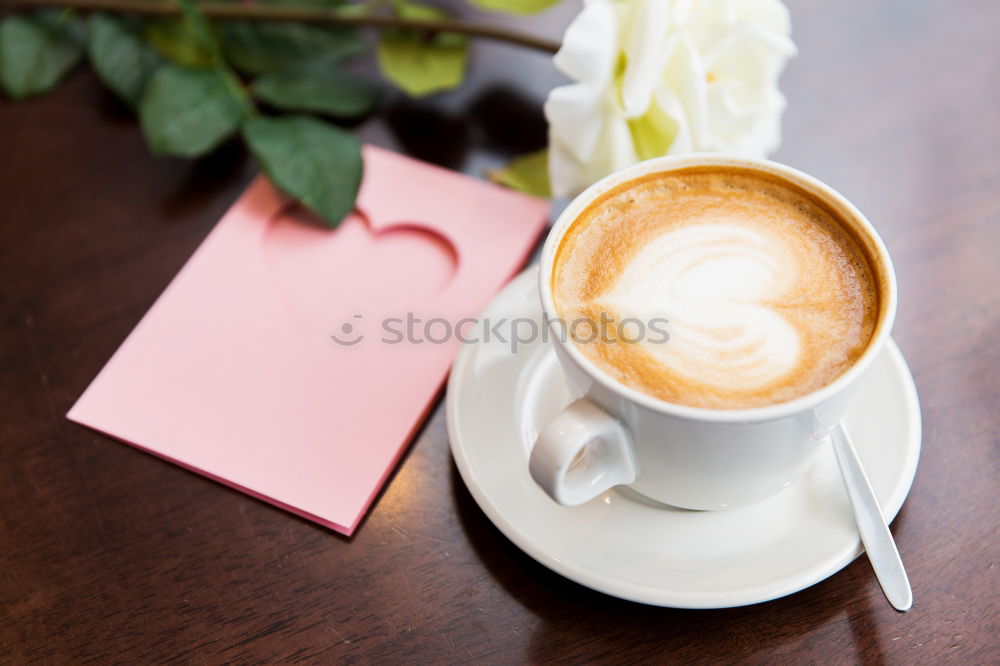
(530, 154, 897, 509)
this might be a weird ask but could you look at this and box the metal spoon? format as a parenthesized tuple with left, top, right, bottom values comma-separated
(831, 422, 912, 611)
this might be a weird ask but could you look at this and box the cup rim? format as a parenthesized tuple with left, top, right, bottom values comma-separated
(538, 153, 898, 424)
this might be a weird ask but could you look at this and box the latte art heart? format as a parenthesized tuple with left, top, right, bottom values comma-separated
(553, 167, 880, 409)
(600, 223, 803, 393)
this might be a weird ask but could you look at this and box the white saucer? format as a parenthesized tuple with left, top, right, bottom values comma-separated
(447, 268, 921, 609)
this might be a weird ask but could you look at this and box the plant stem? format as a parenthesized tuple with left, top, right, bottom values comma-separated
(10, 0, 563, 53)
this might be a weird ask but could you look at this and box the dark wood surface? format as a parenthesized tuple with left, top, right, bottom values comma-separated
(2, 0, 998, 662)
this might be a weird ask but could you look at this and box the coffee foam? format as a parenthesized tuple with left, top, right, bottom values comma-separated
(552, 168, 880, 409)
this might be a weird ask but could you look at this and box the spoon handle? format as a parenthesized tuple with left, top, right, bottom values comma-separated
(832, 422, 913, 611)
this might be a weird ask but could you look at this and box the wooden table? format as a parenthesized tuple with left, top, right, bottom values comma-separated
(2, 0, 998, 662)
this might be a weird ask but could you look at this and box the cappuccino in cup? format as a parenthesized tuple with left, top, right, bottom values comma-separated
(551, 167, 883, 409)
(531, 155, 897, 509)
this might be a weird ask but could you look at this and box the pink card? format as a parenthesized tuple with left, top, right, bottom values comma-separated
(68, 145, 549, 535)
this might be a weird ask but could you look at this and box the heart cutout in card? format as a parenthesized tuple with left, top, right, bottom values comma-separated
(67, 145, 550, 535)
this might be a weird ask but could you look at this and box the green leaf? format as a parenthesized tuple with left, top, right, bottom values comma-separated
(252, 66, 380, 118)
(220, 20, 364, 76)
(242, 114, 362, 227)
(376, 2, 468, 97)
(0, 11, 84, 100)
(87, 13, 163, 107)
(144, 18, 218, 67)
(487, 149, 551, 197)
(139, 64, 249, 157)
(173, 0, 222, 56)
(467, 0, 561, 15)
(627, 101, 679, 161)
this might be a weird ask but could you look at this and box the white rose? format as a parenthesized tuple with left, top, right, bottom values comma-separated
(544, 0, 797, 198)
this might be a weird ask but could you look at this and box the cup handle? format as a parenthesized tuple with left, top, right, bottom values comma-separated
(529, 398, 637, 506)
